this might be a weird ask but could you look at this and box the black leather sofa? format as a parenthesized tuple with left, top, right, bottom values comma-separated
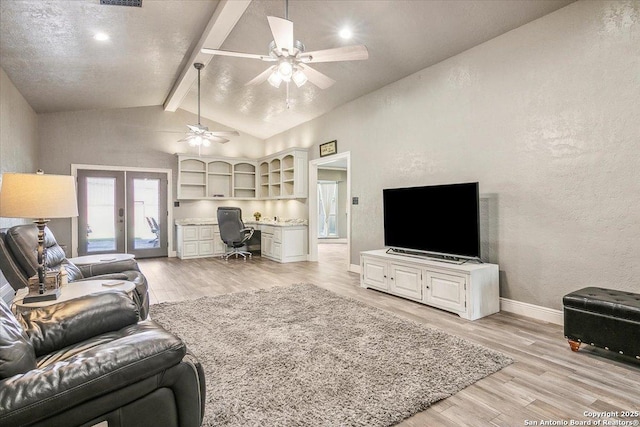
(0, 291, 206, 426)
(0, 224, 150, 319)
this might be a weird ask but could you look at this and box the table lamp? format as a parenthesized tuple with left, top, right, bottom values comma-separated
(0, 170, 79, 302)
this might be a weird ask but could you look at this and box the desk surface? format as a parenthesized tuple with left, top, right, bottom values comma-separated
(13, 280, 135, 310)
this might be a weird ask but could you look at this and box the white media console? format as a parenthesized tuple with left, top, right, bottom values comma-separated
(360, 249, 500, 320)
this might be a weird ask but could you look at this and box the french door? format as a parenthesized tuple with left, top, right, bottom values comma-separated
(77, 169, 168, 258)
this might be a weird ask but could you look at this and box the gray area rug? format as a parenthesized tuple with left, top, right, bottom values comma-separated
(149, 283, 512, 426)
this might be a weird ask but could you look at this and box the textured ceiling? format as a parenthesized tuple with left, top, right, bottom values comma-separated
(0, 0, 218, 112)
(0, 0, 575, 140)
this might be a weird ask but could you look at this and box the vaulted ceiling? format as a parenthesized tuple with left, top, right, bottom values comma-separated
(0, 0, 575, 140)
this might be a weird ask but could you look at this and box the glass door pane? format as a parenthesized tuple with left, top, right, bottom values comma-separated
(87, 177, 117, 252)
(77, 170, 125, 255)
(318, 181, 338, 238)
(127, 172, 167, 258)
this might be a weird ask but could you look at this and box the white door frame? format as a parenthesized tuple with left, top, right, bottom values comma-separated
(71, 164, 173, 258)
(308, 152, 350, 265)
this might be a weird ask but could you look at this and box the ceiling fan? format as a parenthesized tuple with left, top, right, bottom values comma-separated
(200, 0, 368, 102)
(179, 62, 239, 153)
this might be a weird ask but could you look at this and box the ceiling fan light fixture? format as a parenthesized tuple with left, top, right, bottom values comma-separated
(292, 69, 307, 87)
(278, 61, 293, 80)
(268, 71, 283, 88)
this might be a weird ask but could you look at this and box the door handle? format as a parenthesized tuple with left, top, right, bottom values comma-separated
(118, 208, 124, 217)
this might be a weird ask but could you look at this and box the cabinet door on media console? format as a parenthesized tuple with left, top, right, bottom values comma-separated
(389, 263, 422, 301)
(362, 257, 388, 291)
(424, 271, 466, 314)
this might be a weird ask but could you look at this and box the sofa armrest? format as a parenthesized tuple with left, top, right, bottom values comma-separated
(78, 259, 140, 277)
(20, 291, 139, 357)
(0, 321, 186, 427)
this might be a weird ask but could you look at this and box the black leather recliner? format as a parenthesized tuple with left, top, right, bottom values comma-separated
(0, 224, 150, 319)
(0, 291, 206, 426)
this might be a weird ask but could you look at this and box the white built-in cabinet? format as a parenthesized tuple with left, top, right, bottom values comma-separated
(177, 156, 257, 200)
(360, 249, 499, 320)
(258, 149, 308, 199)
(259, 224, 308, 263)
(176, 224, 226, 259)
(177, 148, 308, 200)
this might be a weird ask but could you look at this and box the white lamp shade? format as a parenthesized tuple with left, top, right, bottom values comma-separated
(0, 173, 79, 219)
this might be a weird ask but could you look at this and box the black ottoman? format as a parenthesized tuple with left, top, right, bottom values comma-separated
(563, 287, 640, 360)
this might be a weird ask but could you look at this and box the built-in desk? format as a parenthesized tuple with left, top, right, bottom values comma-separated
(175, 218, 308, 262)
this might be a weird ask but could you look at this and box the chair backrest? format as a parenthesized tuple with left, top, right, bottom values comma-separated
(0, 230, 29, 291)
(0, 225, 82, 291)
(217, 207, 246, 245)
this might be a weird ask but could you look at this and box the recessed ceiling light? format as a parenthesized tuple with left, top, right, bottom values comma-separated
(339, 28, 352, 39)
(94, 33, 109, 41)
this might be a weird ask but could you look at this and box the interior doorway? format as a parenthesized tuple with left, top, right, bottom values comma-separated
(73, 165, 172, 259)
(308, 152, 351, 268)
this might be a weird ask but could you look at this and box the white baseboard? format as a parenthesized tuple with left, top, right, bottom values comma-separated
(349, 263, 361, 274)
(500, 297, 563, 325)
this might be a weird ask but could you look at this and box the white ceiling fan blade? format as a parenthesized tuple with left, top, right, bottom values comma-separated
(208, 135, 230, 144)
(267, 16, 294, 54)
(205, 130, 240, 138)
(177, 135, 195, 143)
(245, 66, 277, 86)
(298, 64, 335, 89)
(187, 124, 207, 132)
(300, 45, 369, 63)
(200, 48, 275, 62)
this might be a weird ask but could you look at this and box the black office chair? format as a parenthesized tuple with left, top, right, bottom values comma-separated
(146, 217, 160, 246)
(217, 207, 255, 260)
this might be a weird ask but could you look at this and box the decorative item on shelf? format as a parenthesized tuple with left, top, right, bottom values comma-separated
(253, 211, 262, 221)
(320, 140, 337, 157)
(0, 170, 79, 303)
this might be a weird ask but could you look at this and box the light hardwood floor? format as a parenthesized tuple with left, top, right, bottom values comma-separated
(138, 244, 640, 427)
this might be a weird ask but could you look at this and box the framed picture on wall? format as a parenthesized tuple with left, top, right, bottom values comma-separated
(320, 140, 337, 157)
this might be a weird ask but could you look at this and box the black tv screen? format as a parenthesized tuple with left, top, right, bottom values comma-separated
(383, 182, 480, 259)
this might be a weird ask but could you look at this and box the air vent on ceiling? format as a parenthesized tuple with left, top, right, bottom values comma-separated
(100, 0, 142, 7)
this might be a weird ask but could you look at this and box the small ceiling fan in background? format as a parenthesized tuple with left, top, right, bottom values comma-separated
(179, 62, 239, 154)
(201, 0, 369, 108)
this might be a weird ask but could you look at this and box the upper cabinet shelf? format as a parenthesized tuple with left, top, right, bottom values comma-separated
(258, 149, 308, 200)
(177, 148, 307, 201)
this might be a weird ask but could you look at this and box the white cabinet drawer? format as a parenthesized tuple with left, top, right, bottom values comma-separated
(199, 226, 214, 240)
(182, 226, 198, 241)
(199, 240, 214, 256)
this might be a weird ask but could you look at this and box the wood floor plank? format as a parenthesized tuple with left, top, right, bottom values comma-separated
(137, 244, 640, 426)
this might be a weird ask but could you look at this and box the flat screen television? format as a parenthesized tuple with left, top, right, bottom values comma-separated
(383, 182, 480, 260)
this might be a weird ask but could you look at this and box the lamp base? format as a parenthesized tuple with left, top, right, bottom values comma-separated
(23, 288, 61, 303)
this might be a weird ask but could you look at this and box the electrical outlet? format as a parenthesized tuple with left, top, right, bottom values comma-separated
(352, 197, 359, 205)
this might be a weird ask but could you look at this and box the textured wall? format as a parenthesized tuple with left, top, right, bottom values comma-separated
(265, 1, 640, 310)
(0, 66, 39, 300)
(37, 105, 266, 251)
(0, 66, 39, 227)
